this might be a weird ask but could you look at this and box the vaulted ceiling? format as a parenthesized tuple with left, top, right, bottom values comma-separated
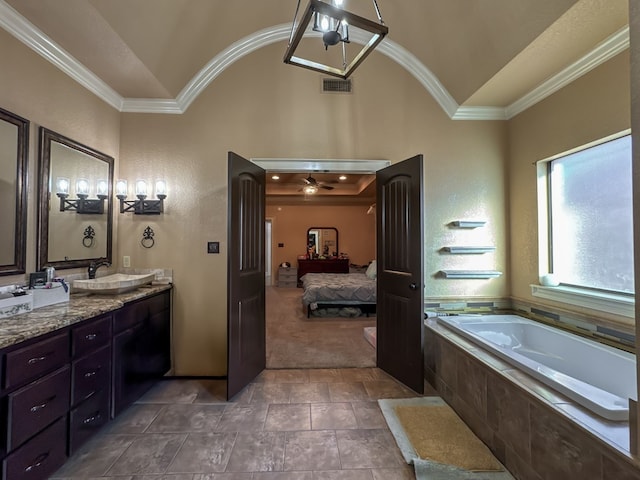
(0, 0, 629, 202)
(0, 0, 629, 119)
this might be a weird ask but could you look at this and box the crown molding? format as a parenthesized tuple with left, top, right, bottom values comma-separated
(452, 106, 507, 121)
(177, 24, 293, 113)
(120, 98, 182, 114)
(505, 26, 629, 119)
(0, 0, 629, 121)
(0, 1, 124, 111)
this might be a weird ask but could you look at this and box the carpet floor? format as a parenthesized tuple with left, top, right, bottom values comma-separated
(266, 286, 377, 369)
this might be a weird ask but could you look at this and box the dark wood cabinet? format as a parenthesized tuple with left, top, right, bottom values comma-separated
(6, 366, 70, 451)
(1, 332, 70, 480)
(3, 417, 67, 480)
(297, 258, 349, 286)
(68, 314, 112, 455)
(112, 290, 171, 417)
(0, 287, 171, 480)
(4, 334, 69, 390)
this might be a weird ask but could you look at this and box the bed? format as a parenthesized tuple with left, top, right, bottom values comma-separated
(300, 272, 376, 318)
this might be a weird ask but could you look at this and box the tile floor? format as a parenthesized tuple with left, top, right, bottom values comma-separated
(51, 368, 420, 479)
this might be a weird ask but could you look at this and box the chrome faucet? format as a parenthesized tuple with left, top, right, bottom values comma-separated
(88, 258, 111, 279)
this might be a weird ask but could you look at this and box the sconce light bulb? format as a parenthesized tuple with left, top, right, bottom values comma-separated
(116, 179, 128, 197)
(96, 179, 108, 196)
(155, 180, 167, 197)
(135, 180, 147, 197)
(76, 178, 90, 196)
(56, 177, 70, 194)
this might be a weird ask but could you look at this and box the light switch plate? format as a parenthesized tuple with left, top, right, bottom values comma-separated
(207, 242, 220, 254)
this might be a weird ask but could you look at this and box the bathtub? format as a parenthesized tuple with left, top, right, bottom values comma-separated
(436, 314, 637, 421)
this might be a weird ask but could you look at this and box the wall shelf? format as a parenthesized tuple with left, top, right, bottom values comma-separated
(449, 220, 486, 228)
(441, 246, 495, 254)
(438, 270, 502, 279)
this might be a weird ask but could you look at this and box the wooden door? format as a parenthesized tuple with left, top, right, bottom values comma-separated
(227, 151, 266, 400)
(376, 155, 424, 393)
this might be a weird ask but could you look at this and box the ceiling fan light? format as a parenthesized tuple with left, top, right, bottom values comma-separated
(303, 184, 318, 194)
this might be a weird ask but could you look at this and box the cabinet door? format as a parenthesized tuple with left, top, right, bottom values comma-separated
(111, 324, 146, 417)
(112, 291, 171, 417)
(144, 309, 171, 378)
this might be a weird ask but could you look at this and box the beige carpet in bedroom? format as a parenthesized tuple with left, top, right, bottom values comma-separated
(266, 286, 376, 369)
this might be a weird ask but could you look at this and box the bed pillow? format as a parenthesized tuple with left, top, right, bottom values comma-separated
(365, 260, 377, 279)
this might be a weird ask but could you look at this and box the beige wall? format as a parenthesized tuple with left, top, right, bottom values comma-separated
(0, 35, 511, 376)
(0, 29, 121, 285)
(118, 42, 509, 375)
(3, 23, 630, 375)
(507, 50, 631, 324)
(266, 204, 376, 272)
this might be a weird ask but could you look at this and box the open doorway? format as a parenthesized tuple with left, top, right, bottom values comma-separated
(229, 155, 424, 394)
(255, 159, 387, 369)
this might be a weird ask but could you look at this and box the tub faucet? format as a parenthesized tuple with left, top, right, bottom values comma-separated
(88, 258, 111, 279)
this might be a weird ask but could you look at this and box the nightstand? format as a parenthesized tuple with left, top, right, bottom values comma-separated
(278, 267, 298, 287)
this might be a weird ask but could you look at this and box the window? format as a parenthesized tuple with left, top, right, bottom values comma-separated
(535, 132, 634, 318)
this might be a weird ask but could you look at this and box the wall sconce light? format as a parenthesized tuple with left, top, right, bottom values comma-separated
(284, 0, 388, 79)
(116, 179, 167, 215)
(56, 177, 108, 214)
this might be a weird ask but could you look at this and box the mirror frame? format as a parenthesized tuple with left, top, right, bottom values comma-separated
(307, 227, 339, 257)
(37, 127, 114, 271)
(0, 107, 29, 276)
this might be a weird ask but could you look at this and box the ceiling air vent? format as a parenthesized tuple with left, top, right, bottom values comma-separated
(322, 78, 353, 94)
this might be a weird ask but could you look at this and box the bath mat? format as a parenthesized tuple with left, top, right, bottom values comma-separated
(379, 397, 514, 480)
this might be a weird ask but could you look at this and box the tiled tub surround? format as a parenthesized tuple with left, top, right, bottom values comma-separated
(437, 314, 636, 421)
(424, 297, 636, 353)
(425, 319, 640, 480)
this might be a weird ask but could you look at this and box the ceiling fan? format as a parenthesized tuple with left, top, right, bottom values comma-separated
(300, 175, 335, 192)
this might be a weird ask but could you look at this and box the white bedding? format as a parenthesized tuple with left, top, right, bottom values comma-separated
(301, 273, 376, 309)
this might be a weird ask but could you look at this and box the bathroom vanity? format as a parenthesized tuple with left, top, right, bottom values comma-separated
(0, 286, 171, 480)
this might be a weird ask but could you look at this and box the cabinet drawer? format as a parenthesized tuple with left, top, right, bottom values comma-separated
(69, 388, 110, 455)
(278, 268, 297, 279)
(72, 315, 112, 359)
(3, 416, 67, 480)
(7, 366, 70, 450)
(147, 291, 170, 315)
(5, 333, 69, 390)
(71, 345, 111, 406)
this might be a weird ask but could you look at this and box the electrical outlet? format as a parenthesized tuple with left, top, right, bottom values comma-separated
(123, 256, 131, 267)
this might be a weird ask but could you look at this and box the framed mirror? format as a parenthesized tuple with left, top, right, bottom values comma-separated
(307, 227, 339, 258)
(37, 127, 114, 270)
(0, 107, 29, 276)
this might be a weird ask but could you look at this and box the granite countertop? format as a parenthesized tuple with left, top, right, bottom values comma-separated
(0, 284, 172, 350)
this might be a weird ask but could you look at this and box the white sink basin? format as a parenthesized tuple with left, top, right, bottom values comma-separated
(73, 273, 155, 295)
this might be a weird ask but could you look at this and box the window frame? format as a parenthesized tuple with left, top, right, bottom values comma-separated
(533, 129, 634, 322)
